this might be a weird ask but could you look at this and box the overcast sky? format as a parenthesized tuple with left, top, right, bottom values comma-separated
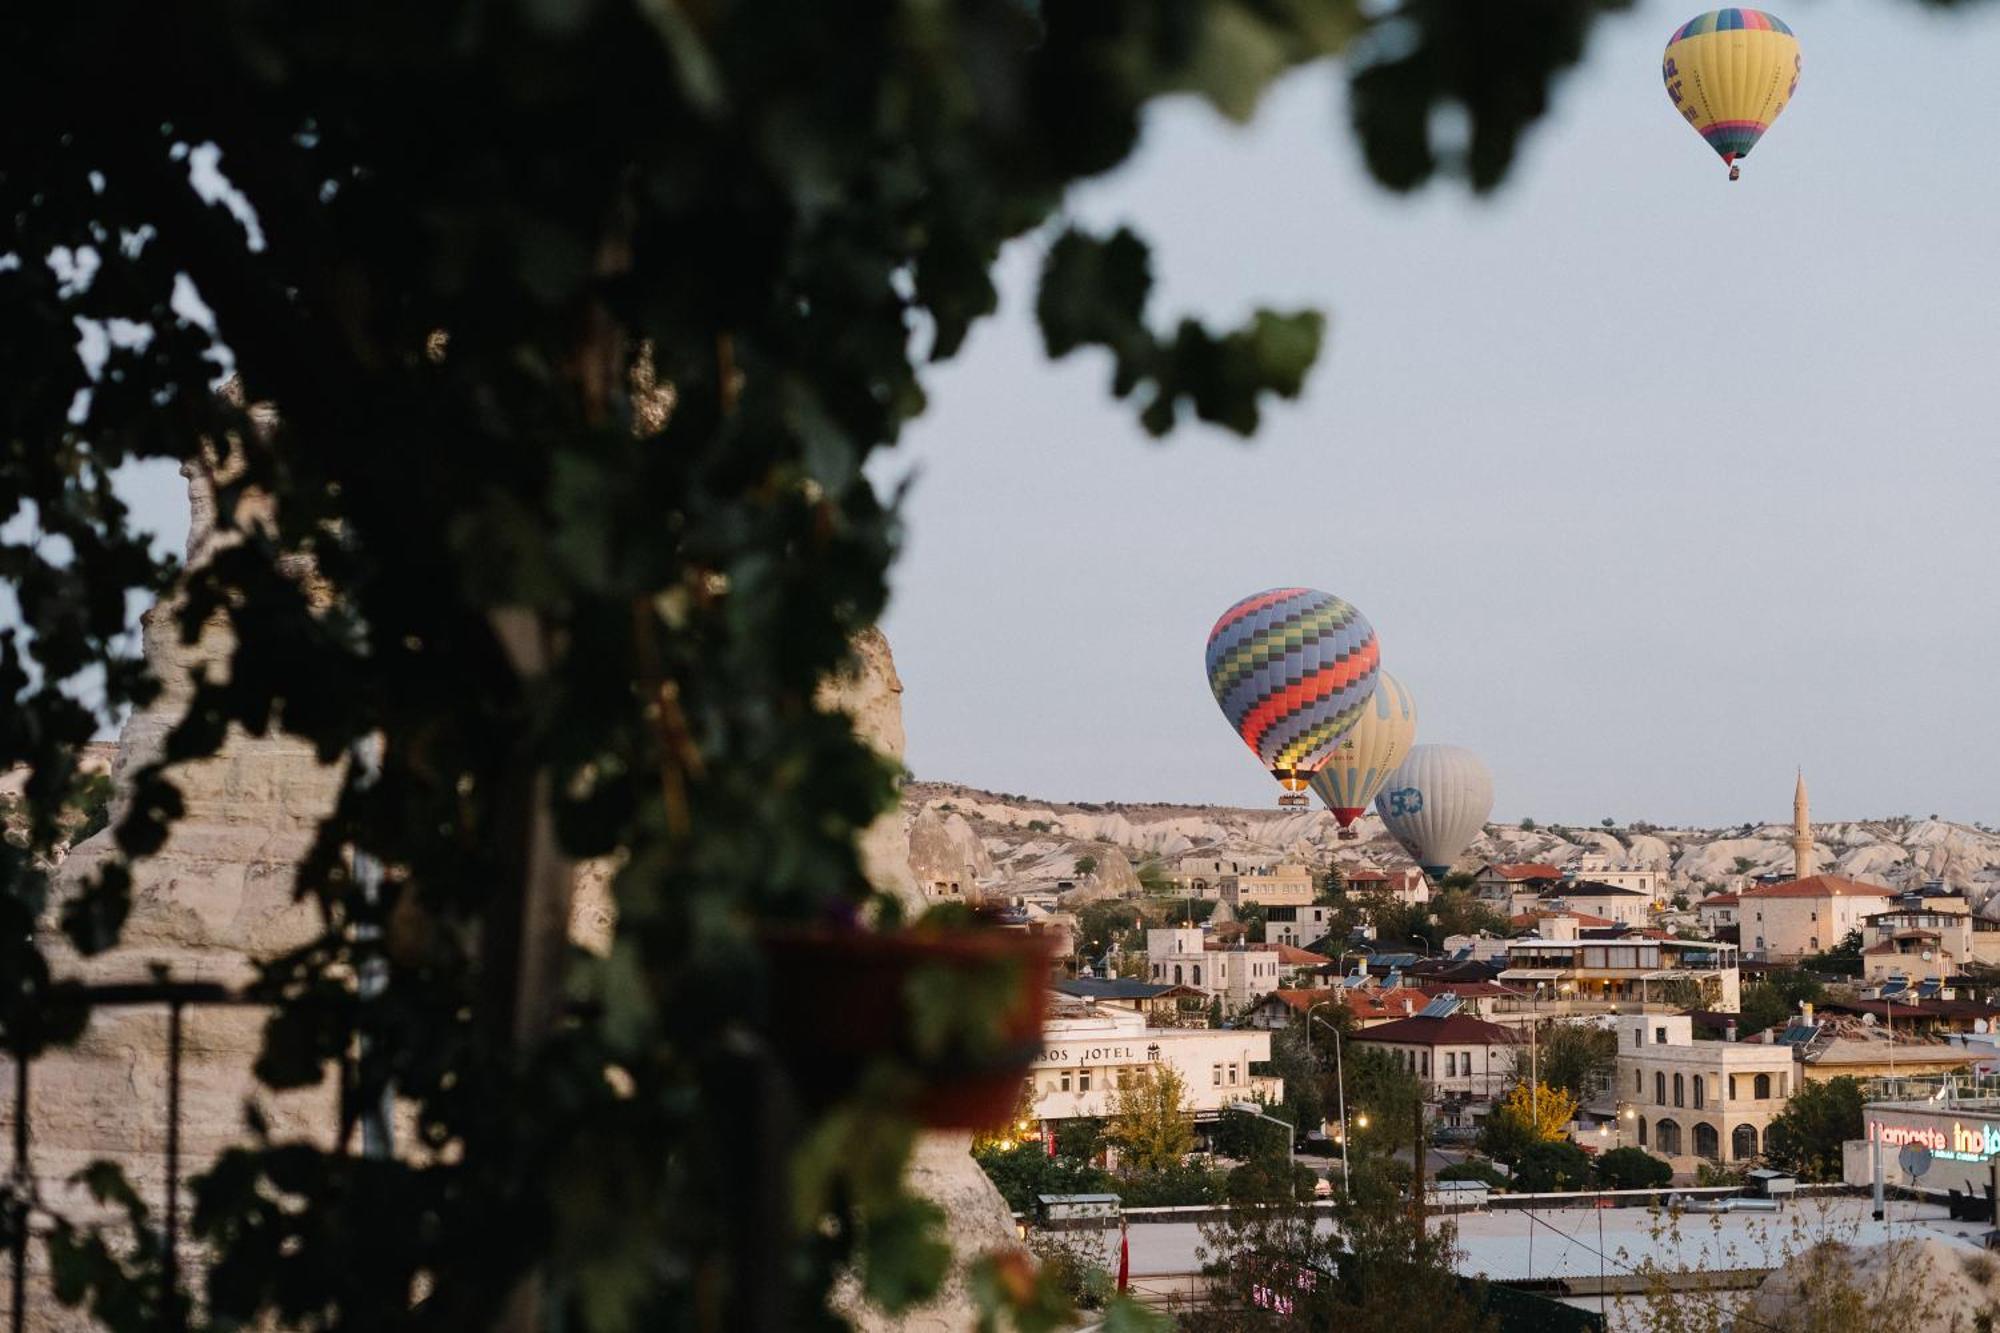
(874, 0, 2000, 827)
(109, 1, 2000, 829)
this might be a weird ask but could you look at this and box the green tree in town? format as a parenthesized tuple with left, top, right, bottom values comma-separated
(1800, 930, 1866, 977)
(1764, 1077, 1867, 1182)
(1737, 970, 1824, 1038)
(1511, 1140, 1593, 1193)
(1595, 1146, 1672, 1190)
(1104, 1066, 1196, 1175)
(1074, 854, 1098, 876)
(1534, 1021, 1618, 1102)
(1431, 888, 1508, 941)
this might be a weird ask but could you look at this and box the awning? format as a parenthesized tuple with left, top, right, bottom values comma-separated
(1497, 969, 1566, 981)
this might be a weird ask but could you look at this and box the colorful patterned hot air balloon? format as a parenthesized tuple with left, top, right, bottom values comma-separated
(1375, 745, 1493, 879)
(1662, 9, 1801, 181)
(1204, 587, 1380, 797)
(1308, 671, 1417, 838)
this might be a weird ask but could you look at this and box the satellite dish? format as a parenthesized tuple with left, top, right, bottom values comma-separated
(1899, 1144, 1934, 1181)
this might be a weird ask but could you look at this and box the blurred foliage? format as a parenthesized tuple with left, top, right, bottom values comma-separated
(0, 0, 1676, 1327)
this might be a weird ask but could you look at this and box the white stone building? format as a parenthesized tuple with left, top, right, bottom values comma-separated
(1615, 1014, 1796, 1167)
(1143, 927, 1282, 1011)
(1738, 875, 1893, 960)
(1536, 881, 1652, 929)
(1026, 1002, 1281, 1125)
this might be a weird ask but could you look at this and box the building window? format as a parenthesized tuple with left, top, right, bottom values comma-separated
(1174, 965, 1183, 985)
(1446, 1052, 1457, 1077)
(1673, 1073, 1684, 1107)
(1732, 1123, 1759, 1160)
(1636, 1069, 1643, 1094)
(1729, 1075, 1738, 1100)
(1656, 1119, 1682, 1155)
(1192, 965, 1202, 986)
(1213, 1065, 1222, 1087)
(1060, 1071, 1072, 1092)
(1754, 1073, 1771, 1100)
(1421, 1050, 1430, 1077)
(1078, 1071, 1091, 1093)
(1655, 1026, 1667, 1044)
(1638, 1117, 1648, 1146)
(1228, 1064, 1239, 1086)
(1693, 1076, 1704, 1109)
(1633, 1028, 1642, 1049)
(1694, 1122, 1720, 1160)
(1655, 1072, 1666, 1104)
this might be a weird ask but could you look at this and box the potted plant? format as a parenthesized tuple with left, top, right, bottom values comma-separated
(762, 908, 1052, 1129)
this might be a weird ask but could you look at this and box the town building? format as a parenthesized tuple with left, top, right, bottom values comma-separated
(1535, 881, 1652, 928)
(1221, 861, 1318, 908)
(1473, 863, 1564, 914)
(1143, 927, 1281, 1012)
(1243, 984, 1432, 1031)
(1697, 891, 1740, 935)
(1165, 854, 1275, 898)
(1263, 903, 1337, 950)
(1051, 978, 1210, 1027)
(1027, 999, 1282, 1126)
(1850, 1093, 2000, 1199)
(1858, 901, 2000, 982)
(1500, 926, 1743, 1011)
(1348, 1010, 1518, 1119)
(1738, 875, 1893, 961)
(1341, 866, 1429, 905)
(1615, 1014, 1796, 1168)
(1567, 853, 1668, 903)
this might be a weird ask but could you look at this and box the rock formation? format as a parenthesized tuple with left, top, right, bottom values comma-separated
(821, 635, 1023, 1333)
(5, 461, 346, 1331)
(906, 805, 995, 896)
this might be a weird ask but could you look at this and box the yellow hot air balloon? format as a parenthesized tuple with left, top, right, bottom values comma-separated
(1662, 10, 1800, 181)
(1308, 672, 1416, 841)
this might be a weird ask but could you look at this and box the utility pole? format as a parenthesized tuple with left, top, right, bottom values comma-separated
(1410, 1094, 1427, 1228)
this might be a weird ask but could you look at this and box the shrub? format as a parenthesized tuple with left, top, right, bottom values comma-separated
(1595, 1147, 1672, 1190)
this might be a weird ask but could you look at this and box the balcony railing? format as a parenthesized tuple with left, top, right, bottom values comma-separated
(3, 980, 293, 1333)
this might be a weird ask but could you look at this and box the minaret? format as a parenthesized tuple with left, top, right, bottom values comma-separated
(1791, 769, 1815, 879)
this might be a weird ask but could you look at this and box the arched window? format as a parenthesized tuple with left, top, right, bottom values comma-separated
(1192, 965, 1202, 986)
(1753, 1073, 1771, 1100)
(1174, 965, 1183, 985)
(1673, 1073, 1685, 1108)
(1656, 1119, 1682, 1155)
(1694, 1123, 1720, 1160)
(1655, 1072, 1666, 1104)
(1637, 1117, 1648, 1146)
(1693, 1076, 1705, 1109)
(1636, 1069, 1643, 1094)
(1732, 1123, 1759, 1160)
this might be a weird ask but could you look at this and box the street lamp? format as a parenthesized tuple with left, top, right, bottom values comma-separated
(1310, 1011, 1354, 1199)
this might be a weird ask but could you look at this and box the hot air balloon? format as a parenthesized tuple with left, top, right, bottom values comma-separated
(1663, 9, 1800, 181)
(1204, 588, 1380, 805)
(1375, 744, 1493, 880)
(1308, 671, 1417, 841)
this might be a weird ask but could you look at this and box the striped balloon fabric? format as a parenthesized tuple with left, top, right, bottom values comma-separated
(1662, 9, 1800, 176)
(1308, 670, 1417, 829)
(1204, 588, 1380, 792)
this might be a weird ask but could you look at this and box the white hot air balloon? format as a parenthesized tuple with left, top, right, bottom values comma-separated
(1308, 672, 1417, 841)
(1375, 744, 1494, 879)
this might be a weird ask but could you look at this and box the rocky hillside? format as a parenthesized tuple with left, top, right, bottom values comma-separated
(903, 781, 2000, 908)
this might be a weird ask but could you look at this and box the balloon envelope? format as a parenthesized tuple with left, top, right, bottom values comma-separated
(1663, 9, 1800, 173)
(1204, 588, 1380, 791)
(1375, 744, 1493, 878)
(1308, 671, 1417, 827)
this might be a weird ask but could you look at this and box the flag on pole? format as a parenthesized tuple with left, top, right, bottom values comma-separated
(1117, 1223, 1130, 1293)
(1043, 1124, 1056, 1158)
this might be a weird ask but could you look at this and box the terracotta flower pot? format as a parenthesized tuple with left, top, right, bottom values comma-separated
(761, 925, 1051, 1129)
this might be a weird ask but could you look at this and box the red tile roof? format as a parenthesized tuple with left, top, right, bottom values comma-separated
(1701, 892, 1740, 907)
(1275, 943, 1332, 966)
(1350, 1013, 1518, 1046)
(1739, 875, 1892, 900)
